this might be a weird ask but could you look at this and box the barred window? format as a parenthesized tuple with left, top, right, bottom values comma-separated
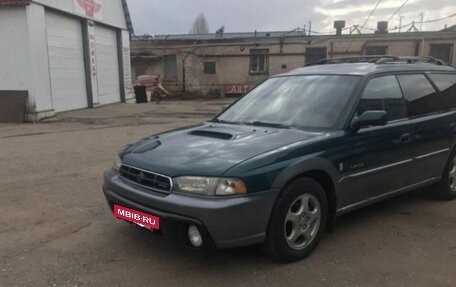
(250, 49, 269, 74)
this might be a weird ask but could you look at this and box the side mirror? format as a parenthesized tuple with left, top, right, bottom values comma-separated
(351, 110, 388, 132)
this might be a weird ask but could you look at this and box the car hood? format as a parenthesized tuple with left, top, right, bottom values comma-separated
(121, 123, 324, 177)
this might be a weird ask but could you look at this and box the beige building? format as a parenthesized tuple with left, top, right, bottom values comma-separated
(131, 25, 456, 97)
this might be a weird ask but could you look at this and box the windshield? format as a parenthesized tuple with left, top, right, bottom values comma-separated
(217, 75, 361, 129)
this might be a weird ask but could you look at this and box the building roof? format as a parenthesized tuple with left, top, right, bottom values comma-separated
(0, 0, 133, 34)
(0, 0, 30, 5)
(134, 30, 308, 41)
(121, 0, 134, 34)
(132, 29, 456, 45)
(441, 24, 456, 32)
(285, 62, 456, 77)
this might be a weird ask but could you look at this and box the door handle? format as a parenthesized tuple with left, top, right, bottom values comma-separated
(400, 133, 411, 144)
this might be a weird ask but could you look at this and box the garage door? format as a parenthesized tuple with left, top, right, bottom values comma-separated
(95, 25, 121, 105)
(46, 12, 88, 112)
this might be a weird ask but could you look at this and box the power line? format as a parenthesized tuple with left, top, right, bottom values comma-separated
(422, 12, 456, 23)
(364, 12, 456, 31)
(387, 0, 409, 22)
(359, 0, 384, 32)
(280, 12, 456, 37)
(345, 0, 383, 53)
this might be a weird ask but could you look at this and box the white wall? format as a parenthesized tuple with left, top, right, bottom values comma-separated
(26, 4, 53, 112)
(121, 29, 134, 100)
(0, 1, 131, 119)
(0, 7, 32, 92)
(0, 5, 54, 114)
(33, 0, 127, 30)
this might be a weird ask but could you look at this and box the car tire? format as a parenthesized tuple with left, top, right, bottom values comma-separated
(434, 153, 456, 201)
(263, 177, 328, 262)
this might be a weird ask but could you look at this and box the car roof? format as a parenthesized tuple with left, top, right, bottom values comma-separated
(283, 63, 456, 77)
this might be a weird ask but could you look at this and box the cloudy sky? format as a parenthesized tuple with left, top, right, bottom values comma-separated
(127, 0, 456, 36)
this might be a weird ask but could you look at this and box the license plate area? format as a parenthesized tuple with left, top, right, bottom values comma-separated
(114, 204, 160, 230)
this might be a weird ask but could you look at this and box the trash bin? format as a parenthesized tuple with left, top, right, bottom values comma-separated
(134, 85, 147, 104)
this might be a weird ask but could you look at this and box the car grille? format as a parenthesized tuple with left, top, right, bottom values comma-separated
(119, 165, 172, 193)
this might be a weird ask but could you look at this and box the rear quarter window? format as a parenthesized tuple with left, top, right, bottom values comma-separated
(428, 73, 456, 110)
(396, 74, 445, 117)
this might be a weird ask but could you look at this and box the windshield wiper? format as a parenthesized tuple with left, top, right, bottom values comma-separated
(244, 121, 291, 129)
(213, 119, 292, 129)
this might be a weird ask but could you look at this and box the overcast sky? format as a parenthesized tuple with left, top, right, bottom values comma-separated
(127, 0, 456, 36)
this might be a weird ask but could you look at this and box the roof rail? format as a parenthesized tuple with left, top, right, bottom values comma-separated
(377, 56, 448, 65)
(305, 55, 451, 67)
(305, 56, 399, 66)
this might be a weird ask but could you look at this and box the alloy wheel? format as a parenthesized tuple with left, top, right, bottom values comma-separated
(448, 160, 456, 192)
(284, 193, 321, 250)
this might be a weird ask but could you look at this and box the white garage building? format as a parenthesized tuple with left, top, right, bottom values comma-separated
(0, 0, 134, 121)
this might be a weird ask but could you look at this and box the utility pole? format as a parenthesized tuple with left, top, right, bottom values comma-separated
(419, 12, 424, 31)
(398, 15, 404, 32)
(308, 21, 312, 37)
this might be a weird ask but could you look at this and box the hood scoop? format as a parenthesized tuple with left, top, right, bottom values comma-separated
(189, 130, 234, 140)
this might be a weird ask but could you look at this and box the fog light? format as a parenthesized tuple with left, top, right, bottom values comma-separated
(187, 225, 203, 247)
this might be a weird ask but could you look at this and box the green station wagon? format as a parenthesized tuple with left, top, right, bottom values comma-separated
(103, 56, 456, 262)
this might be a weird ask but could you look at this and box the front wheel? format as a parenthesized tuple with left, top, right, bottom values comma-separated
(263, 177, 328, 262)
(435, 154, 456, 200)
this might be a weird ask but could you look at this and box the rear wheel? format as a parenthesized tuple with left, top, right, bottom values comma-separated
(264, 177, 328, 262)
(435, 154, 456, 200)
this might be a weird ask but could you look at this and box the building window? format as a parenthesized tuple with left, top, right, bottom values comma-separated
(250, 49, 269, 74)
(305, 47, 327, 64)
(204, 61, 216, 74)
(365, 46, 388, 55)
(164, 54, 177, 80)
(430, 44, 454, 64)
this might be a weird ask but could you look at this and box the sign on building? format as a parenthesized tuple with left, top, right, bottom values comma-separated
(74, 0, 103, 20)
(225, 85, 255, 95)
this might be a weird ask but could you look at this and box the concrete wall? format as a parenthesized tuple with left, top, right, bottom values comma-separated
(131, 32, 456, 97)
(33, 0, 127, 29)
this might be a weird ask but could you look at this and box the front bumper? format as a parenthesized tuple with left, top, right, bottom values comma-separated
(103, 170, 279, 249)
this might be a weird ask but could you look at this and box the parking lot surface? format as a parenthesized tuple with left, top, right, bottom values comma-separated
(1, 100, 455, 287)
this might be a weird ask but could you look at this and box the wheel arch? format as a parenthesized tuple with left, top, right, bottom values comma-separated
(446, 144, 456, 169)
(271, 157, 340, 232)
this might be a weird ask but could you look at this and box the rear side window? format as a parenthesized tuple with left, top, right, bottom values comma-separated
(396, 74, 444, 117)
(428, 73, 456, 110)
(357, 75, 407, 121)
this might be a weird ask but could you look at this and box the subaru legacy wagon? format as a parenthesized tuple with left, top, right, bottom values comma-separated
(103, 56, 456, 262)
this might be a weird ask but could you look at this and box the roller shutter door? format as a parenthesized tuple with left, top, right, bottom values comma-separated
(95, 25, 121, 105)
(46, 11, 88, 112)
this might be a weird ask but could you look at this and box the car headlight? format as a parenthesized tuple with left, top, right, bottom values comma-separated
(113, 153, 122, 172)
(173, 176, 247, 196)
